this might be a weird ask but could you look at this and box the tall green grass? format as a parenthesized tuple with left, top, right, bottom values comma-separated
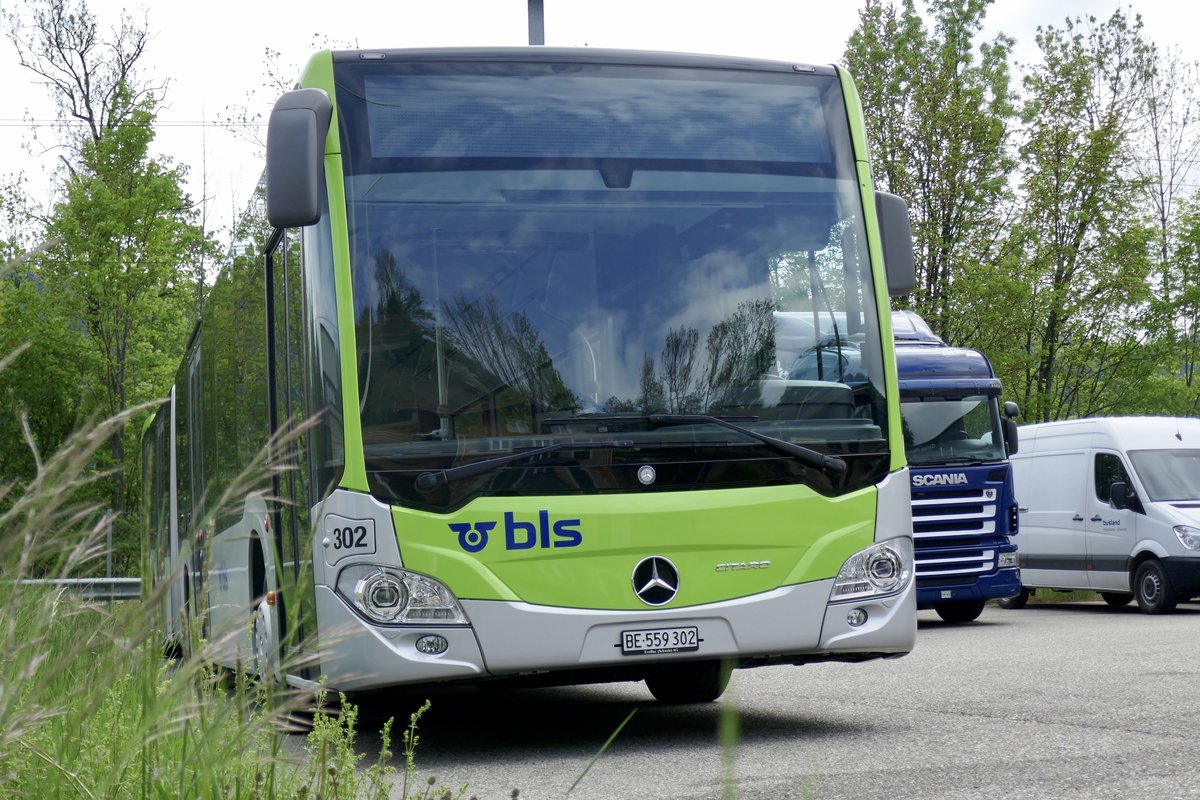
(0, 397, 467, 798)
(0, 367, 756, 799)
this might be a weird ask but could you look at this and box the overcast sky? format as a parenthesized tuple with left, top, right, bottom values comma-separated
(2, 0, 1197, 239)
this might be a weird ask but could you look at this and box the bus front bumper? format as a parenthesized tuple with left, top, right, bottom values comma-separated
(311, 576, 915, 692)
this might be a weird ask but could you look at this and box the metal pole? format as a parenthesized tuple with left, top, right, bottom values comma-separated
(528, 0, 545, 45)
(106, 510, 113, 609)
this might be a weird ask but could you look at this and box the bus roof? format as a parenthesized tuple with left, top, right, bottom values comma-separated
(328, 46, 839, 76)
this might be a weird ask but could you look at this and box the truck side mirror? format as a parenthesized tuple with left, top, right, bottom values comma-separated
(1110, 481, 1129, 510)
(266, 88, 333, 228)
(1002, 416, 1018, 456)
(1004, 401, 1019, 419)
(876, 191, 915, 296)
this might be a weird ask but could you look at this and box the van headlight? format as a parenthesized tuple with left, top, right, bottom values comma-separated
(336, 565, 468, 625)
(1174, 525, 1200, 551)
(830, 542, 912, 601)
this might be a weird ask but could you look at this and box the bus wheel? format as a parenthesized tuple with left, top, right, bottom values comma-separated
(1100, 592, 1133, 608)
(644, 660, 732, 704)
(180, 576, 198, 658)
(995, 588, 1029, 609)
(1134, 560, 1179, 614)
(251, 599, 279, 683)
(934, 601, 985, 623)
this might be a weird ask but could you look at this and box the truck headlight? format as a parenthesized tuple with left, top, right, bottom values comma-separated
(830, 542, 912, 601)
(998, 551, 1018, 568)
(1174, 525, 1200, 551)
(336, 565, 468, 625)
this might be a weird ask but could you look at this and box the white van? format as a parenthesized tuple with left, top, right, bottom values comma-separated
(1006, 416, 1200, 613)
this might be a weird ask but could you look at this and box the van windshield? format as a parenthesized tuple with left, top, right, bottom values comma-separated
(1128, 449, 1200, 502)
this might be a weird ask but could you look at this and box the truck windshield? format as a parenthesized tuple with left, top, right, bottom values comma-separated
(1127, 449, 1200, 502)
(334, 56, 890, 511)
(901, 395, 1005, 466)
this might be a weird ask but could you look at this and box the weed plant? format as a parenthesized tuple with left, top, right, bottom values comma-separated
(0, 395, 468, 798)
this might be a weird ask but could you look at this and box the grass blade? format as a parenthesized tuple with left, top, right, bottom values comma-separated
(566, 707, 637, 797)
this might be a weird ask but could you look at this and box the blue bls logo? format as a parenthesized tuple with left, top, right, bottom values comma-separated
(450, 511, 582, 553)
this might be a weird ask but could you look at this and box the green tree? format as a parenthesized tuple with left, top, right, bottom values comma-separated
(1155, 197, 1200, 414)
(844, 0, 1015, 341)
(1007, 10, 1157, 421)
(0, 179, 91, 483)
(5, 0, 217, 571)
(5, 0, 161, 153)
(1134, 49, 1200, 415)
(1138, 49, 1200, 296)
(36, 94, 213, 562)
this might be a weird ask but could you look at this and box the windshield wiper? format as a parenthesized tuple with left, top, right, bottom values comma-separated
(645, 414, 847, 476)
(414, 440, 631, 494)
(543, 413, 760, 428)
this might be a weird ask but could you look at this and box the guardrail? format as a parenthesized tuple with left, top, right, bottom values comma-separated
(19, 577, 142, 601)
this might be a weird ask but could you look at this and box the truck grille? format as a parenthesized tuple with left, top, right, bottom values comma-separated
(912, 488, 998, 579)
(915, 546, 996, 578)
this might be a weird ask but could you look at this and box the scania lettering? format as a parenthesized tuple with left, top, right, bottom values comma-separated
(911, 473, 969, 488)
(142, 47, 918, 704)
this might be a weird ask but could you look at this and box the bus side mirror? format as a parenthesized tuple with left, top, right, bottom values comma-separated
(876, 191, 915, 296)
(266, 88, 333, 228)
(1110, 481, 1129, 510)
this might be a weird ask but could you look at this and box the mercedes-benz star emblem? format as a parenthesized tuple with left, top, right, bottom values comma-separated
(637, 465, 657, 485)
(632, 556, 679, 606)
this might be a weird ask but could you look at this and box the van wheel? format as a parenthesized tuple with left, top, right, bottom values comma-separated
(1100, 592, 1133, 608)
(995, 588, 1029, 610)
(934, 601, 985, 623)
(644, 661, 732, 704)
(1134, 560, 1178, 614)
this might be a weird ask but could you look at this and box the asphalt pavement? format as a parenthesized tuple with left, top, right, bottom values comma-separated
(328, 600, 1200, 799)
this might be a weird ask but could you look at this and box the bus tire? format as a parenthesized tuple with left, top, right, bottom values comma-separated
(995, 587, 1029, 609)
(180, 575, 197, 658)
(251, 598, 279, 683)
(1100, 592, 1133, 608)
(1134, 560, 1178, 614)
(934, 601, 985, 623)
(644, 660, 732, 704)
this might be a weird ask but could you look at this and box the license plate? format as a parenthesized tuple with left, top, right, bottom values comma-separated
(620, 626, 700, 655)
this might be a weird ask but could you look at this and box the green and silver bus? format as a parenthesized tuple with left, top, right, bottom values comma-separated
(144, 47, 917, 704)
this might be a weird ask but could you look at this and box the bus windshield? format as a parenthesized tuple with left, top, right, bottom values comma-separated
(334, 56, 890, 510)
(900, 395, 1005, 466)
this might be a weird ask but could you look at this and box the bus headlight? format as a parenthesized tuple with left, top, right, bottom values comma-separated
(830, 542, 911, 602)
(1174, 525, 1200, 551)
(357, 569, 408, 622)
(336, 565, 469, 625)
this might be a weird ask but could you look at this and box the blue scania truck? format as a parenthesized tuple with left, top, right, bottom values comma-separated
(892, 312, 1021, 622)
